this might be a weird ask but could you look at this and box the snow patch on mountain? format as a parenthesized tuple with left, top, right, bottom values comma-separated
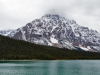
(50, 37, 58, 43)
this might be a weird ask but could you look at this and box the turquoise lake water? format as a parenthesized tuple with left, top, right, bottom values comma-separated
(0, 60, 100, 75)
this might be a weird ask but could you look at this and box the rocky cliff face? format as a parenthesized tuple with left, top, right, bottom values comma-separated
(1, 14, 100, 52)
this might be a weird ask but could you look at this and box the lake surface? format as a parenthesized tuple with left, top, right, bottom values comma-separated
(0, 60, 100, 75)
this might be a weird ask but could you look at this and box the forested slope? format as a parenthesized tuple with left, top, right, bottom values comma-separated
(0, 35, 100, 60)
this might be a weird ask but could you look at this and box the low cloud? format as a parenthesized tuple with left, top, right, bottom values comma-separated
(0, 0, 100, 32)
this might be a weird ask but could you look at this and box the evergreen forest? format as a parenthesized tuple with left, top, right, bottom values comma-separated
(0, 35, 100, 60)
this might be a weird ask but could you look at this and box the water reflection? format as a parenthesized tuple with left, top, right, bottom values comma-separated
(0, 60, 100, 75)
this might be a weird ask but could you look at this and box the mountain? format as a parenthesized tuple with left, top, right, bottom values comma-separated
(0, 29, 16, 37)
(2, 14, 100, 52)
(0, 35, 100, 60)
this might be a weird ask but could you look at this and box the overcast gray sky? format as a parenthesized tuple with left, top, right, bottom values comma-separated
(0, 0, 100, 32)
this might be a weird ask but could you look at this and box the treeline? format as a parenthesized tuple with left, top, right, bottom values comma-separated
(0, 35, 100, 60)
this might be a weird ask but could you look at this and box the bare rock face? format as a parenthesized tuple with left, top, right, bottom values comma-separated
(2, 14, 100, 52)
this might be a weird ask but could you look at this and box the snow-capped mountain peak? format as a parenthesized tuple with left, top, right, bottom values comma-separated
(1, 14, 100, 52)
